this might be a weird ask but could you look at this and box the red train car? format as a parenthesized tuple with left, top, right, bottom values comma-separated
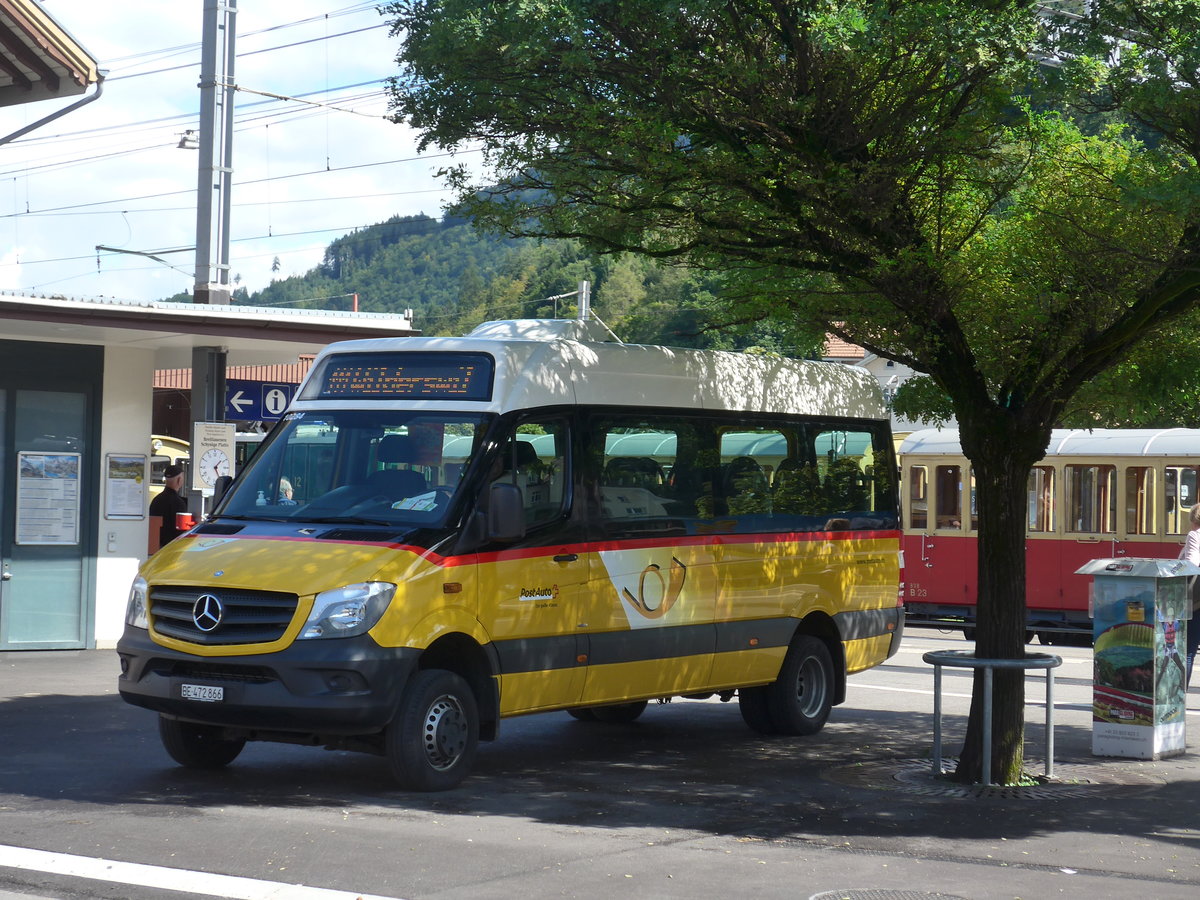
(899, 428, 1198, 643)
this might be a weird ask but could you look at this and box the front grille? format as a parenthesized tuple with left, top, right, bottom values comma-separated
(147, 660, 276, 684)
(150, 586, 299, 646)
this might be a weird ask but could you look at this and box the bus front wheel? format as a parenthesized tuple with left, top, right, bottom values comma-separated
(765, 635, 834, 736)
(386, 669, 479, 791)
(158, 715, 245, 769)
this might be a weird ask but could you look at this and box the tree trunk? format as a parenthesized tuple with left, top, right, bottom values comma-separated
(951, 420, 1046, 784)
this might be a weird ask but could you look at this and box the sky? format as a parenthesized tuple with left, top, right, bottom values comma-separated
(0, 1, 472, 305)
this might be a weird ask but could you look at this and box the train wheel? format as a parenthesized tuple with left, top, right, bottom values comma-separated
(386, 670, 478, 791)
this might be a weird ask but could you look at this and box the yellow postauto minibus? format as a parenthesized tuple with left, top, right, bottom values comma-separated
(117, 319, 903, 790)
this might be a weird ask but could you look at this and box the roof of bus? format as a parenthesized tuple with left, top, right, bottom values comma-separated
(295, 319, 888, 420)
(900, 427, 1200, 458)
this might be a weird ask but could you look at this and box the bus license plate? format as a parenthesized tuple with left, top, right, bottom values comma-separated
(181, 684, 224, 702)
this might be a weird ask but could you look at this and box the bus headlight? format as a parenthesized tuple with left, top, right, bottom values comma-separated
(125, 576, 149, 629)
(300, 582, 396, 639)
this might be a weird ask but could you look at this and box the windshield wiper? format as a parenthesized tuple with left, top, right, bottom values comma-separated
(303, 515, 397, 527)
(216, 514, 293, 523)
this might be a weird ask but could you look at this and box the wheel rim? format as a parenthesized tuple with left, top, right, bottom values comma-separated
(421, 692, 468, 771)
(795, 656, 828, 718)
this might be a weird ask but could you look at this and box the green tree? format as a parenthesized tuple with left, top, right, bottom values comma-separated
(386, 0, 1200, 783)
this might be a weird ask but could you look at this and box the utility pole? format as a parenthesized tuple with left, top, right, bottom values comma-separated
(193, 0, 237, 305)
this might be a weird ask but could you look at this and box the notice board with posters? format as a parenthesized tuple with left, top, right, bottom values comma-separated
(16, 451, 81, 545)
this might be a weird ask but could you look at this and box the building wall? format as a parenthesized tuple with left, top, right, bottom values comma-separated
(93, 348, 155, 648)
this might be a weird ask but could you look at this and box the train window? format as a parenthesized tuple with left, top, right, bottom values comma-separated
(1125, 466, 1156, 536)
(1165, 466, 1200, 535)
(1027, 466, 1055, 533)
(1065, 464, 1115, 533)
(968, 468, 979, 531)
(934, 465, 962, 529)
(908, 466, 927, 530)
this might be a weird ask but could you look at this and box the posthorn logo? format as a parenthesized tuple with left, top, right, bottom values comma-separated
(192, 594, 224, 632)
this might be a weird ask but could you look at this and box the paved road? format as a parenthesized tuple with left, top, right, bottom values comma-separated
(1, 631, 1198, 899)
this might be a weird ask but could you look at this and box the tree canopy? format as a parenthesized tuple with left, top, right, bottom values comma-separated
(386, 0, 1200, 783)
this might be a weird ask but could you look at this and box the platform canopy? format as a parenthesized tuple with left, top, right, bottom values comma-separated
(0, 0, 98, 108)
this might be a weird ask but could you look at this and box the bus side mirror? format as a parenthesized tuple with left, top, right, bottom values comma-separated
(213, 474, 233, 505)
(488, 482, 526, 543)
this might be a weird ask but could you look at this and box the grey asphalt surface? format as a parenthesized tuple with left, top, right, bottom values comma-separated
(1, 635, 1198, 900)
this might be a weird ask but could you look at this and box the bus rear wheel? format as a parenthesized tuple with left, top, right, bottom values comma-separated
(158, 716, 245, 769)
(765, 635, 834, 736)
(386, 669, 479, 792)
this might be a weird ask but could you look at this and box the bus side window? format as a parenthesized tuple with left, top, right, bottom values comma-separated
(1027, 465, 1055, 533)
(500, 421, 569, 529)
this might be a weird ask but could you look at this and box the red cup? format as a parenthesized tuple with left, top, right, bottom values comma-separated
(176, 512, 197, 531)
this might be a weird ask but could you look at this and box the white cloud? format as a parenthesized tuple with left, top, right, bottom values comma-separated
(0, 1, 467, 302)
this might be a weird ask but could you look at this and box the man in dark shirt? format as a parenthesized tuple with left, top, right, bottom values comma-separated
(148, 464, 188, 552)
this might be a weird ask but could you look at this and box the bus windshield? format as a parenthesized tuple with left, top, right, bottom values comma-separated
(216, 409, 492, 527)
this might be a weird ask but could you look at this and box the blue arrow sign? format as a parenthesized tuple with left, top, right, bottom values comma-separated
(225, 380, 295, 421)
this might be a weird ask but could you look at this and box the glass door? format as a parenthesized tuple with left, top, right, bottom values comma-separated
(0, 389, 89, 649)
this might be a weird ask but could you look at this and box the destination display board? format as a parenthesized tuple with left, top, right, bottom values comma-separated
(316, 352, 494, 401)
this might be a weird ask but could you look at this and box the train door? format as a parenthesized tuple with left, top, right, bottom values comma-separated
(903, 459, 976, 621)
(1058, 461, 1116, 625)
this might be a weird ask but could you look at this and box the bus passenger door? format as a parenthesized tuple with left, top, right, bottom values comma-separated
(579, 414, 717, 704)
(478, 420, 591, 715)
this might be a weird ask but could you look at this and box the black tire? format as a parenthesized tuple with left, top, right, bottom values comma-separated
(590, 700, 648, 723)
(386, 670, 478, 791)
(738, 685, 779, 734)
(764, 634, 835, 736)
(566, 707, 597, 721)
(158, 715, 245, 769)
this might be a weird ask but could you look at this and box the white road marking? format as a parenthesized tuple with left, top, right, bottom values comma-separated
(0, 844, 403, 900)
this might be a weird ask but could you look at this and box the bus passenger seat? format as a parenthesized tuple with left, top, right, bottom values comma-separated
(724, 456, 767, 493)
(604, 456, 664, 488)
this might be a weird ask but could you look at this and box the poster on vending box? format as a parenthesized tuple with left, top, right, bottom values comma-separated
(1091, 572, 1186, 758)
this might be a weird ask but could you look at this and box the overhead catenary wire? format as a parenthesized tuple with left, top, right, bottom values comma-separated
(0, 2, 462, 301)
(0, 148, 478, 219)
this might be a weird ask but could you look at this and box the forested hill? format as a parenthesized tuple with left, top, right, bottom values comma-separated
(219, 212, 819, 353)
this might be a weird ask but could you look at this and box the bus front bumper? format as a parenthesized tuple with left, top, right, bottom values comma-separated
(116, 628, 421, 735)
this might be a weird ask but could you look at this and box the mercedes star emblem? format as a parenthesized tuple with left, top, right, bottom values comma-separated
(192, 594, 224, 632)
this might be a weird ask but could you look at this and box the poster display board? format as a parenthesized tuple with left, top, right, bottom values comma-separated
(105, 453, 147, 519)
(1078, 557, 1194, 760)
(16, 451, 81, 545)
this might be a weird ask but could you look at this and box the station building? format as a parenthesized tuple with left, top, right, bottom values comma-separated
(0, 293, 415, 651)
